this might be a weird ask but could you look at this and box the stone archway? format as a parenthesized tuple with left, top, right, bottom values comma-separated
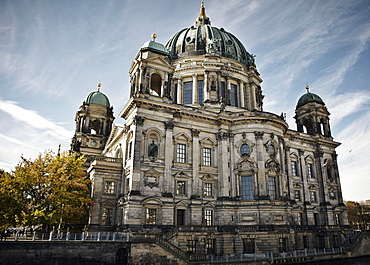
(116, 248, 128, 265)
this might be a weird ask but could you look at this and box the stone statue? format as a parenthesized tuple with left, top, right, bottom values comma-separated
(148, 140, 158, 157)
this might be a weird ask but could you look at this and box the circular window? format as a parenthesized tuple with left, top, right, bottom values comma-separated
(268, 145, 275, 155)
(240, 144, 250, 156)
(227, 39, 233, 45)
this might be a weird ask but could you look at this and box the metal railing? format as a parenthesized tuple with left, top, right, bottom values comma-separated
(210, 247, 344, 263)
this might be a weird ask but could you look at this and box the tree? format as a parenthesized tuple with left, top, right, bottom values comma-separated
(346, 201, 370, 230)
(0, 151, 92, 231)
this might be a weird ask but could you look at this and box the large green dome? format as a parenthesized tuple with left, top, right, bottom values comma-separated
(165, 4, 255, 66)
(85, 90, 110, 108)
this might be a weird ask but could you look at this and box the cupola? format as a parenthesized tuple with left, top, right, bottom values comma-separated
(295, 86, 331, 137)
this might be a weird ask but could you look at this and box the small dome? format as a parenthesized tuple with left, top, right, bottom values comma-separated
(141, 40, 169, 56)
(297, 92, 325, 108)
(85, 90, 110, 107)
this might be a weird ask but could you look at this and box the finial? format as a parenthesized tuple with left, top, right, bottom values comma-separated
(151, 33, 157, 41)
(197, 0, 210, 25)
(97, 82, 101, 92)
(306, 85, 310, 93)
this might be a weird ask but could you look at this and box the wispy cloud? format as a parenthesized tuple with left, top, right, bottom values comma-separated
(327, 92, 370, 126)
(0, 99, 71, 140)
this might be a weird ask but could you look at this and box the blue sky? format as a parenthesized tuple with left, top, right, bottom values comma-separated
(1, 0, 369, 202)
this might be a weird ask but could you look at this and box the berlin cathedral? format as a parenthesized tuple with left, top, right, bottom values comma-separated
(71, 2, 350, 257)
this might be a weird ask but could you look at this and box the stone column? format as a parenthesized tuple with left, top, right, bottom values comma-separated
(139, 66, 144, 93)
(192, 74, 197, 104)
(217, 131, 230, 197)
(204, 71, 209, 102)
(239, 80, 245, 108)
(217, 71, 221, 100)
(161, 73, 165, 97)
(84, 116, 90, 133)
(131, 116, 145, 191)
(164, 120, 174, 193)
(278, 136, 288, 198)
(254, 132, 265, 197)
(229, 132, 236, 197)
(227, 77, 231, 105)
(250, 83, 257, 110)
(315, 148, 329, 225)
(191, 129, 200, 196)
(177, 79, 182, 104)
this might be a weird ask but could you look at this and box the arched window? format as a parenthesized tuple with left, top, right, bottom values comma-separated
(303, 117, 314, 134)
(90, 119, 100, 134)
(150, 73, 161, 96)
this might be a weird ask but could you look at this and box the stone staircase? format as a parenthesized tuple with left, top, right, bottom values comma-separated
(155, 228, 210, 264)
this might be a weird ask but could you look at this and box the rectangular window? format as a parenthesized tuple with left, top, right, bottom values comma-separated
(332, 235, 339, 248)
(294, 190, 301, 201)
(268, 176, 277, 199)
(230, 84, 238, 106)
(203, 147, 211, 166)
(176, 143, 186, 163)
(291, 161, 298, 176)
(310, 191, 317, 202)
(176, 180, 186, 196)
(174, 84, 178, 104)
(314, 213, 319, 225)
(307, 163, 314, 178)
(279, 238, 288, 252)
(104, 181, 115, 194)
(318, 235, 325, 249)
(177, 209, 185, 226)
(197, 80, 204, 104)
(183, 81, 193, 104)
(127, 141, 132, 159)
(243, 238, 255, 254)
(303, 236, 309, 249)
(241, 176, 254, 200)
(101, 208, 113, 226)
(204, 210, 213, 226)
(206, 239, 215, 254)
(145, 208, 157, 225)
(221, 82, 226, 100)
(187, 240, 197, 254)
(204, 183, 212, 197)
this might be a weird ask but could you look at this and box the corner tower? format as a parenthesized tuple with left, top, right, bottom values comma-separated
(294, 86, 332, 137)
(71, 83, 114, 155)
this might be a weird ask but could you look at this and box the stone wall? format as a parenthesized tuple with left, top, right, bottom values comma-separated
(0, 241, 183, 265)
(0, 241, 129, 265)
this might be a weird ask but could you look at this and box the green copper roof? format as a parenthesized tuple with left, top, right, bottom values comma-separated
(85, 91, 110, 107)
(297, 92, 325, 108)
(165, 24, 255, 66)
(141, 40, 169, 55)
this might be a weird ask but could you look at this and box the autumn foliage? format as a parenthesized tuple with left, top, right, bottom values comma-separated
(0, 151, 92, 231)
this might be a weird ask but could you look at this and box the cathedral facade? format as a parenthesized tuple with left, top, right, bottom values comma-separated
(72, 3, 349, 255)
